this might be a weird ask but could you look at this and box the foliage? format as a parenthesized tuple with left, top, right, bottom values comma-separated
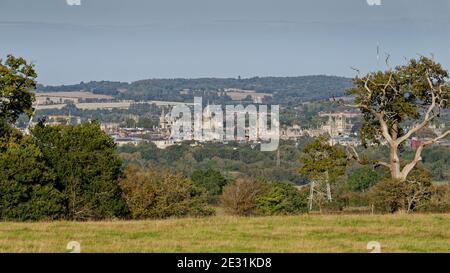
(31, 122, 129, 220)
(347, 57, 449, 145)
(0, 55, 37, 124)
(119, 140, 310, 185)
(256, 182, 307, 215)
(418, 184, 450, 213)
(421, 146, 450, 181)
(0, 135, 66, 220)
(220, 179, 269, 216)
(38, 76, 352, 104)
(119, 167, 214, 219)
(346, 166, 380, 192)
(369, 169, 433, 213)
(299, 135, 348, 183)
(338, 191, 370, 207)
(190, 169, 229, 203)
(345, 56, 450, 182)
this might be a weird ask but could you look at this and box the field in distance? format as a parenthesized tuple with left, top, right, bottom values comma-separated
(0, 214, 448, 253)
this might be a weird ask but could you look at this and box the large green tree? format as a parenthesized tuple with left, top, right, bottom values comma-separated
(31, 121, 129, 220)
(343, 57, 450, 181)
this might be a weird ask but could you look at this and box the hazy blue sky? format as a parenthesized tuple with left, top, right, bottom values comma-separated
(0, 0, 449, 85)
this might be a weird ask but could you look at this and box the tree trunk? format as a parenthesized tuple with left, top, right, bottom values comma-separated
(326, 182, 332, 202)
(389, 144, 404, 181)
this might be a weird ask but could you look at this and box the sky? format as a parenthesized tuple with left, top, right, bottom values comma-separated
(0, 0, 449, 85)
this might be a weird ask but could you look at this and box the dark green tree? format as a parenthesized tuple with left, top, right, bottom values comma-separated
(0, 135, 66, 220)
(256, 182, 307, 215)
(190, 169, 228, 202)
(32, 121, 129, 220)
(347, 166, 380, 192)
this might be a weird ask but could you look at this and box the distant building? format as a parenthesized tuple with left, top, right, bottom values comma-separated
(152, 140, 176, 149)
(112, 136, 145, 147)
(410, 137, 422, 150)
(281, 125, 305, 140)
(319, 112, 360, 137)
(46, 115, 81, 126)
(100, 122, 121, 133)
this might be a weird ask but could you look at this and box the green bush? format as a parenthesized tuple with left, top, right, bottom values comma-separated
(346, 166, 379, 192)
(120, 167, 215, 219)
(190, 169, 228, 203)
(256, 183, 307, 215)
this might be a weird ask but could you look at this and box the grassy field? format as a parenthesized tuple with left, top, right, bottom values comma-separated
(0, 214, 449, 253)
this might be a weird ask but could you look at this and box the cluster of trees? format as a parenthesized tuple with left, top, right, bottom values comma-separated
(33, 102, 162, 128)
(118, 140, 308, 185)
(36, 81, 129, 96)
(0, 121, 129, 220)
(37, 76, 352, 104)
(0, 56, 214, 221)
(1, 121, 226, 220)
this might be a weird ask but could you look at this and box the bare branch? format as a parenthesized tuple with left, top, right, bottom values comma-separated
(350, 67, 361, 75)
(346, 146, 390, 169)
(397, 74, 443, 145)
(376, 160, 392, 169)
(401, 130, 450, 178)
(384, 53, 391, 69)
(340, 97, 393, 144)
(380, 72, 393, 111)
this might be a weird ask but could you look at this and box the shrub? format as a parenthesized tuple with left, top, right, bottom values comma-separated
(220, 179, 268, 216)
(190, 169, 228, 203)
(256, 183, 307, 215)
(346, 166, 379, 192)
(120, 167, 215, 219)
(369, 169, 433, 213)
(419, 184, 450, 213)
(339, 191, 370, 207)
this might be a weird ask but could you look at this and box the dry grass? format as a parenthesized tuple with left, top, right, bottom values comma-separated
(0, 214, 449, 253)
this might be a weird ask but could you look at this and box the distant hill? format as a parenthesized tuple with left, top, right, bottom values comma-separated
(37, 75, 353, 104)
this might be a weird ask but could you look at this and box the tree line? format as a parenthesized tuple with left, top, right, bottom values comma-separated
(37, 75, 352, 104)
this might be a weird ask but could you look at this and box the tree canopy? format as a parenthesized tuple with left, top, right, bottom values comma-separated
(0, 55, 37, 124)
(298, 135, 348, 183)
(344, 56, 450, 181)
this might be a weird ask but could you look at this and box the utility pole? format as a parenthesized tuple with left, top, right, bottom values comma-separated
(325, 171, 332, 202)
